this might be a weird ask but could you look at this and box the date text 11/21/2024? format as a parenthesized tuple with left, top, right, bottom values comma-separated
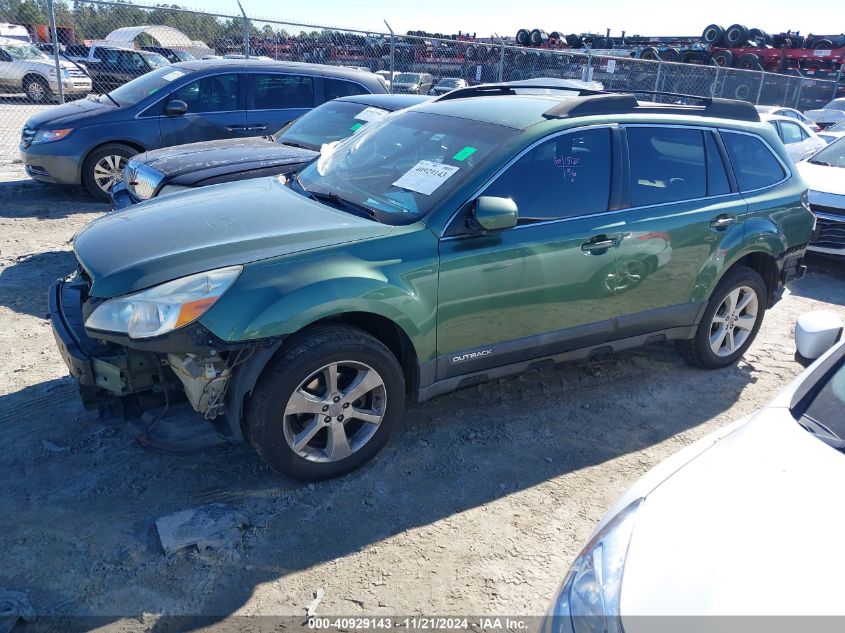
(307, 617, 530, 630)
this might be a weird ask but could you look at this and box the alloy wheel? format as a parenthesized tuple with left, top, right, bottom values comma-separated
(92, 154, 127, 193)
(27, 80, 46, 102)
(709, 285, 759, 357)
(282, 360, 387, 463)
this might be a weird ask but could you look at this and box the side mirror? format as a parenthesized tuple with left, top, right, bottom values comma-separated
(469, 196, 518, 232)
(165, 99, 188, 116)
(796, 311, 844, 361)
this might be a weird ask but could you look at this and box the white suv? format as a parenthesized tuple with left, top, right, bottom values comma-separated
(0, 37, 91, 102)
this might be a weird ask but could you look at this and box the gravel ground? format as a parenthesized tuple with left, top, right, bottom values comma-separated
(1, 159, 844, 631)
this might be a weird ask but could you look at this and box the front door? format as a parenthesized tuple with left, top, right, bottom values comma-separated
(159, 72, 247, 147)
(436, 126, 626, 379)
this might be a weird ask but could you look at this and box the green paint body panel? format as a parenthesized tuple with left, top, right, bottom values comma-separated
(72, 96, 815, 398)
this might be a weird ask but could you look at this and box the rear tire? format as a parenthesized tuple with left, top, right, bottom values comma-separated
(82, 143, 136, 201)
(247, 325, 406, 482)
(724, 24, 749, 47)
(676, 266, 767, 369)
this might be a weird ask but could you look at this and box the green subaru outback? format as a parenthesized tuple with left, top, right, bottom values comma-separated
(50, 84, 813, 481)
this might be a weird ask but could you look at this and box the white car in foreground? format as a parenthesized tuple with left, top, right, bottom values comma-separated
(796, 137, 845, 256)
(545, 319, 845, 632)
(761, 113, 827, 163)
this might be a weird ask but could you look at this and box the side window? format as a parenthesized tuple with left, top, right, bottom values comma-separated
(119, 51, 145, 72)
(722, 131, 786, 191)
(780, 110, 799, 120)
(103, 49, 119, 65)
(483, 128, 612, 223)
(252, 74, 314, 109)
(627, 127, 706, 206)
(780, 122, 805, 144)
(324, 78, 367, 100)
(704, 131, 731, 196)
(171, 74, 240, 113)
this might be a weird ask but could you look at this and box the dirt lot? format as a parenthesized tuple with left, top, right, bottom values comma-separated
(1, 158, 844, 630)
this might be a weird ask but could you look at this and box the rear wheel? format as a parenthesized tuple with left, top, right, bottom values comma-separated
(247, 326, 405, 481)
(676, 266, 767, 369)
(82, 143, 135, 201)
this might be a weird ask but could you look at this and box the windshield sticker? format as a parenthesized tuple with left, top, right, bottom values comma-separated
(354, 106, 388, 122)
(350, 122, 364, 132)
(393, 160, 459, 195)
(452, 146, 477, 161)
(430, 133, 446, 141)
(161, 71, 184, 82)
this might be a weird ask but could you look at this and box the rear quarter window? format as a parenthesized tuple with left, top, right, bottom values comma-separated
(721, 131, 786, 192)
(324, 78, 368, 100)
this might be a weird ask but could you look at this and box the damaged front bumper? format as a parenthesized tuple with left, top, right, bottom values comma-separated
(48, 276, 282, 451)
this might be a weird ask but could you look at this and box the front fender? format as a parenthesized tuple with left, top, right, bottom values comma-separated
(200, 227, 440, 364)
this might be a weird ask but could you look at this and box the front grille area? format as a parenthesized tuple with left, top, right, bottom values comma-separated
(20, 126, 35, 148)
(810, 203, 845, 218)
(814, 216, 845, 250)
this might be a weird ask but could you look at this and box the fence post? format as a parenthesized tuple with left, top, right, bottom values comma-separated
(497, 36, 505, 82)
(794, 81, 803, 110)
(237, 0, 250, 58)
(835, 70, 843, 101)
(755, 71, 764, 104)
(654, 58, 662, 91)
(384, 20, 395, 94)
(711, 65, 720, 97)
(46, 0, 64, 104)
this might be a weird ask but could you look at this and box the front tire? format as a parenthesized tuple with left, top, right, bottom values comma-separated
(247, 326, 405, 481)
(82, 143, 135, 201)
(24, 76, 52, 103)
(677, 265, 767, 369)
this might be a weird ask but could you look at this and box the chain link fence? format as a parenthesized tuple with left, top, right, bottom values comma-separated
(0, 0, 841, 160)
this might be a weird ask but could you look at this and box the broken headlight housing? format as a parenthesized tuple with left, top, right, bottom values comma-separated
(85, 265, 242, 339)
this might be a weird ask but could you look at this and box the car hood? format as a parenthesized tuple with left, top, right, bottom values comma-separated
(136, 137, 319, 182)
(806, 108, 845, 124)
(25, 96, 113, 129)
(620, 409, 845, 622)
(74, 176, 394, 298)
(797, 160, 845, 196)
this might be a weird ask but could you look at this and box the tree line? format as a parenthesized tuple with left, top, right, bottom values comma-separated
(0, 0, 329, 45)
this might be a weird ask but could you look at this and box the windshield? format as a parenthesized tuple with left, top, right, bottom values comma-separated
(140, 51, 170, 69)
(275, 100, 390, 151)
(175, 50, 194, 61)
(3, 42, 46, 61)
(103, 66, 188, 106)
(296, 110, 519, 224)
(395, 73, 422, 83)
(808, 137, 845, 167)
(826, 100, 845, 112)
(800, 359, 845, 442)
(828, 120, 845, 132)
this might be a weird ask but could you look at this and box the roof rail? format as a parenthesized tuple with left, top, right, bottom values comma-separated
(435, 83, 760, 122)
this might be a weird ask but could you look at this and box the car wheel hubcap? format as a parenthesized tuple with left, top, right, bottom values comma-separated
(283, 361, 387, 463)
(93, 155, 126, 193)
(710, 285, 758, 357)
(29, 82, 45, 100)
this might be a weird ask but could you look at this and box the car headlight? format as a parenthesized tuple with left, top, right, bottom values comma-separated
(85, 265, 242, 339)
(124, 160, 166, 200)
(32, 128, 73, 144)
(543, 499, 643, 633)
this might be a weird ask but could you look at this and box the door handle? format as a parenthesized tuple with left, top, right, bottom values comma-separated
(248, 125, 268, 131)
(581, 235, 621, 253)
(226, 125, 250, 134)
(710, 215, 736, 230)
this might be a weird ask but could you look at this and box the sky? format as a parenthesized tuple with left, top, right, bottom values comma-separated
(190, 0, 842, 38)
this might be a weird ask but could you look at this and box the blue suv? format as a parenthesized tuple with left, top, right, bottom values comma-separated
(19, 59, 387, 200)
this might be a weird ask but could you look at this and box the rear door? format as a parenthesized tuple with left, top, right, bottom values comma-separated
(606, 125, 747, 327)
(159, 72, 246, 146)
(246, 72, 316, 136)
